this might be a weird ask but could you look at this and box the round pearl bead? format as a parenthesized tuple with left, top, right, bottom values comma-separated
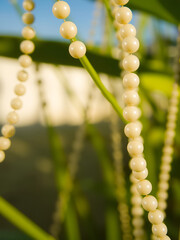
(1, 124, 15, 138)
(69, 41, 86, 59)
(123, 106, 141, 122)
(122, 36, 139, 54)
(17, 70, 28, 82)
(142, 195, 158, 212)
(23, 0, 35, 11)
(123, 73, 140, 89)
(158, 236, 170, 240)
(113, 20, 122, 30)
(159, 173, 170, 182)
(114, 0, 129, 5)
(130, 157, 146, 171)
(157, 191, 168, 200)
(20, 40, 35, 54)
(148, 209, 164, 225)
(162, 156, 172, 164)
(158, 182, 169, 191)
(112, 6, 119, 17)
(127, 140, 144, 157)
(130, 184, 139, 194)
(123, 55, 140, 72)
(133, 168, 148, 180)
(14, 84, 26, 96)
(7, 111, 19, 124)
(133, 228, 144, 237)
(52, 1, 70, 19)
(131, 195, 142, 205)
(0, 150, 5, 163)
(165, 130, 175, 139)
(160, 164, 171, 173)
(119, 24, 136, 39)
(152, 223, 167, 237)
(124, 122, 141, 139)
(132, 217, 144, 227)
(136, 180, 152, 195)
(130, 173, 139, 183)
(163, 146, 173, 155)
(22, 26, 35, 39)
(123, 90, 140, 106)
(22, 12, 34, 25)
(132, 206, 144, 216)
(158, 200, 167, 210)
(116, 7, 132, 24)
(19, 55, 32, 68)
(0, 137, 11, 150)
(11, 98, 23, 110)
(60, 21, 77, 39)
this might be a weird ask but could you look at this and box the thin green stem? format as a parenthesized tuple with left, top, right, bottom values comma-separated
(102, 0, 114, 23)
(0, 197, 55, 240)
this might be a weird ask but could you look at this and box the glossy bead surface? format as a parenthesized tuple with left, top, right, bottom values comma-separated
(123, 73, 140, 89)
(127, 140, 144, 157)
(114, 0, 129, 5)
(22, 26, 35, 39)
(116, 7, 132, 24)
(136, 180, 152, 195)
(7, 111, 19, 124)
(123, 90, 140, 106)
(19, 55, 32, 68)
(1, 124, 15, 138)
(119, 24, 136, 39)
(142, 195, 158, 212)
(69, 41, 86, 59)
(0, 150, 5, 163)
(0, 137, 11, 150)
(20, 40, 35, 54)
(23, 0, 35, 11)
(124, 122, 141, 139)
(133, 168, 148, 180)
(11, 98, 23, 110)
(52, 1, 70, 19)
(22, 12, 34, 24)
(60, 21, 77, 39)
(123, 106, 141, 122)
(122, 36, 139, 53)
(152, 223, 167, 237)
(148, 209, 164, 225)
(123, 55, 140, 72)
(14, 84, 26, 96)
(17, 70, 28, 82)
(130, 157, 146, 171)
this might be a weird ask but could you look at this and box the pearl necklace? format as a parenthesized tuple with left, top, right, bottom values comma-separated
(0, 0, 35, 163)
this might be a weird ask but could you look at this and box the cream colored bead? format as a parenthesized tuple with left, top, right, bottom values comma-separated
(133, 228, 144, 237)
(113, 20, 122, 30)
(123, 106, 141, 122)
(52, 1, 70, 19)
(157, 236, 170, 240)
(157, 191, 168, 200)
(123, 73, 140, 89)
(162, 156, 172, 164)
(119, 24, 136, 39)
(123, 55, 140, 72)
(131, 195, 142, 205)
(163, 146, 173, 155)
(22, 12, 34, 24)
(60, 21, 77, 39)
(148, 209, 164, 225)
(22, 26, 35, 39)
(133, 136, 144, 143)
(165, 130, 175, 139)
(169, 105, 178, 114)
(132, 217, 144, 227)
(160, 164, 171, 173)
(116, 31, 123, 41)
(130, 157, 146, 171)
(130, 173, 139, 183)
(158, 200, 167, 210)
(124, 122, 141, 139)
(133, 168, 148, 180)
(1, 124, 15, 138)
(136, 180, 152, 195)
(159, 173, 170, 182)
(114, 0, 129, 5)
(110, 0, 118, 6)
(112, 6, 119, 17)
(142, 195, 158, 212)
(122, 37, 139, 54)
(19, 55, 32, 68)
(166, 122, 175, 130)
(123, 90, 140, 106)
(69, 41, 86, 59)
(167, 114, 177, 122)
(0, 150, 5, 163)
(11, 98, 23, 110)
(127, 140, 144, 157)
(152, 223, 167, 237)
(7, 111, 19, 124)
(131, 206, 144, 216)
(116, 7, 132, 24)
(23, 0, 35, 11)
(17, 70, 28, 82)
(130, 184, 139, 194)
(14, 84, 26, 96)
(158, 182, 169, 191)
(0, 137, 11, 150)
(20, 40, 35, 54)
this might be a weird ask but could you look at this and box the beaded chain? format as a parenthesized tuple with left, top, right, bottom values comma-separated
(0, 0, 35, 163)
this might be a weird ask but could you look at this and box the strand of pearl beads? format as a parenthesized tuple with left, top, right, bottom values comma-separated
(113, 0, 170, 239)
(0, 0, 35, 163)
(52, 1, 86, 59)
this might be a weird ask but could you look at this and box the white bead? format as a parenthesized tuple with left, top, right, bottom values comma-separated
(158, 200, 167, 210)
(148, 209, 164, 225)
(7, 111, 19, 124)
(11, 98, 23, 110)
(157, 191, 168, 200)
(110, 0, 118, 6)
(133, 168, 148, 180)
(130, 173, 139, 183)
(152, 223, 167, 237)
(130, 184, 139, 194)
(1, 124, 15, 138)
(114, 0, 129, 5)
(123, 106, 141, 122)
(124, 122, 141, 139)
(162, 156, 172, 164)
(123, 55, 140, 72)
(52, 1, 70, 19)
(17, 70, 28, 82)
(133, 228, 144, 237)
(132, 217, 144, 227)
(133, 136, 144, 143)
(23, 0, 35, 11)
(160, 164, 171, 173)
(158, 182, 169, 191)
(14, 84, 26, 96)
(131, 206, 144, 216)
(20, 40, 35, 54)
(131, 195, 142, 205)
(119, 24, 136, 39)
(22, 12, 34, 24)
(136, 180, 152, 195)
(22, 26, 35, 39)
(0, 150, 5, 163)
(69, 41, 86, 59)
(0, 137, 11, 150)
(118, 49, 129, 59)
(130, 157, 146, 171)
(127, 140, 144, 157)
(123, 73, 140, 89)
(113, 20, 122, 30)
(115, 7, 132, 24)
(159, 173, 170, 182)
(142, 195, 158, 212)
(158, 236, 171, 240)
(60, 21, 77, 39)
(122, 36, 139, 54)
(123, 89, 140, 106)
(19, 55, 32, 68)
